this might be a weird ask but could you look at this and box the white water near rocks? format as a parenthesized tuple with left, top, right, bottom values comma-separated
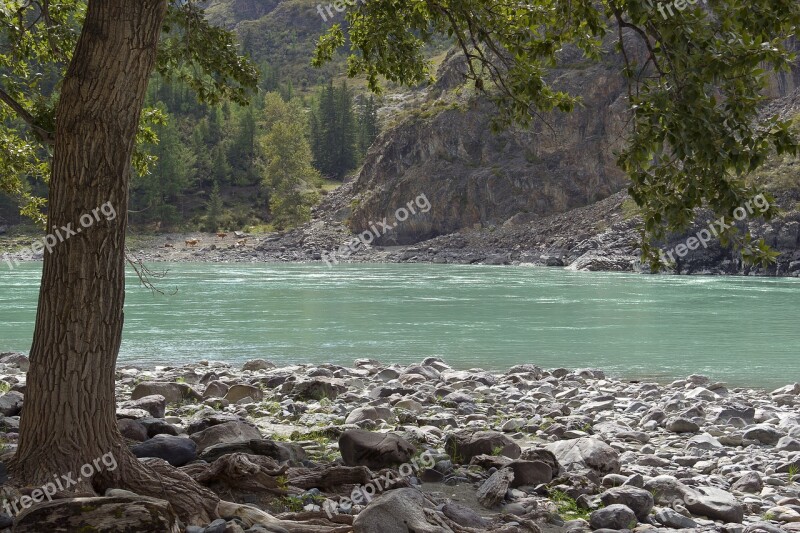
(1, 262, 798, 388)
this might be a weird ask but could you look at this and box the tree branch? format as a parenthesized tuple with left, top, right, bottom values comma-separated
(0, 87, 55, 144)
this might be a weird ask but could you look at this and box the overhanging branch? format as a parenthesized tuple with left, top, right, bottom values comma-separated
(0, 87, 55, 145)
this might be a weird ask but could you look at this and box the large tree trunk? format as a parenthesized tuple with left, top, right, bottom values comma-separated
(8, 3, 347, 530)
(9, 0, 220, 524)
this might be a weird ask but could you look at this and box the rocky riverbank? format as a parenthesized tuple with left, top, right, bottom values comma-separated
(3, 181, 800, 277)
(0, 352, 798, 531)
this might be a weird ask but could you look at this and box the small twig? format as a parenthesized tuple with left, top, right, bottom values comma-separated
(125, 249, 176, 295)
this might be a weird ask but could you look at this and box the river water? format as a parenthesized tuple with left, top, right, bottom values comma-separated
(1, 262, 798, 388)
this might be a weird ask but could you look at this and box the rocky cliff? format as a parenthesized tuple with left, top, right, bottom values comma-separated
(347, 49, 631, 244)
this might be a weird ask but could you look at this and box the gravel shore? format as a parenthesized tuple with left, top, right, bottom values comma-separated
(0, 353, 798, 531)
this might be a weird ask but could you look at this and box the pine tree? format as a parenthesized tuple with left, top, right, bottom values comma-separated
(310, 80, 359, 180)
(335, 80, 358, 177)
(358, 95, 379, 156)
(205, 180, 223, 232)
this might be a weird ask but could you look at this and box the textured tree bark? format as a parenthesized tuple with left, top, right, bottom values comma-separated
(10, 0, 218, 525)
(7, 2, 355, 529)
(14, 0, 166, 480)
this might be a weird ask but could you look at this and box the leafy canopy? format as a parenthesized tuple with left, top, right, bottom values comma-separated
(314, 0, 800, 268)
(0, 0, 257, 224)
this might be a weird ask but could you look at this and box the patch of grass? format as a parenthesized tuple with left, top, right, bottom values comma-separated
(620, 198, 641, 220)
(280, 495, 305, 513)
(244, 223, 276, 234)
(550, 490, 592, 521)
(789, 464, 798, 484)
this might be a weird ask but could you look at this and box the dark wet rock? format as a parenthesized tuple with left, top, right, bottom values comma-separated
(444, 430, 521, 463)
(589, 504, 637, 530)
(598, 486, 653, 521)
(0, 391, 23, 416)
(507, 460, 553, 487)
(282, 378, 347, 401)
(131, 434, 197, 466)
(117, 418, 148, 441)
(199, 439, 306, 464)
(339, 429, 415, 470)
(189, 420, 262, 452)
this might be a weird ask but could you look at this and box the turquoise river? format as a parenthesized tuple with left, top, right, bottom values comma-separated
(1, 262, 798, 388)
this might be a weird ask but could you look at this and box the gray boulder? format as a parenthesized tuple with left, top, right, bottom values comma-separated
(121, 395, 166, 418)
(13, 495, 180, 532)
(352, 488, 449, 533)
(0, 391, 23, 416)
(653, 507, 698, 529)
(345, 406, 395, 425)
(684, 486, 743, 523)
(202, 381, 229, 399)
(743, 424, 783, 445)
(545, 437, 620, 475)
(189, 420, 262, 452)
(339, 429, 415, 470)
(282, 377, 347, 401)
(599, 486, 653, 521)
(223, 384, 263, 403)
(444, 430, 521, 463)
(441, 502, 490, 528)
(130, 382, 201, 405)
(242, 359, 276, 371)
(589, 504, 637, 530)
(117, 418, 148, 441)
(131, 435, 197, 467)
(731, 471, 763, 494)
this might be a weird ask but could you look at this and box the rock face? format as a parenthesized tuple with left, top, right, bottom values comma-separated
(338, 429, 416, 469)
(347, 49, 630, 245)
(444, 430, 521, 462)
(13, 495, 180, 532)
(545, 437, 620, 475)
